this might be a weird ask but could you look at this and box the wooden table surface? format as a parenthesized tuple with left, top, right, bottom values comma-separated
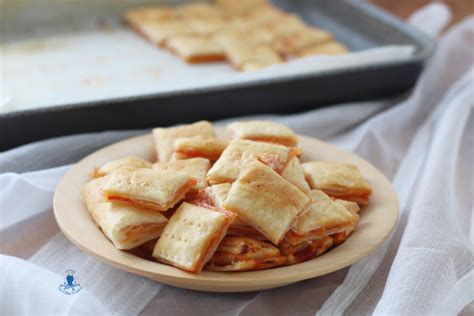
(372, 0, 473, 32)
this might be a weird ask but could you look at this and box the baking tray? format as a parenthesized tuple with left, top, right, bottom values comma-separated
(0, 0, 434, 151)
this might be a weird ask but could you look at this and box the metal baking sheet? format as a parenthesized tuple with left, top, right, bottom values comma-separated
(0, 0, 434, 150)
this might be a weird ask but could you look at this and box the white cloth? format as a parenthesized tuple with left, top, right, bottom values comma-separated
(1, 7, 473, 316)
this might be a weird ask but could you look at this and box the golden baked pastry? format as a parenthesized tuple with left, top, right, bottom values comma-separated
(166, 36, 226, 63)
(274, 28, 332, 58)
(81, 177, 168, 250)
(223, 161, 310, 244)
(91, 156, 152, 178)
(172, 136, 229, 161)
(175, 3, 223, 19)
(286, 190, 358, 245)
(102, 168, 196, 211)
(152, 202, 236, 273)
(205, 236, 286, 271)
(124, 1, 349, 71)
(153, 157, 211, 192)
(80, 120, 373, 273)
(336, 199, 360, 215)
(187, 18, 229, 35)
(204, 183, 231, 208)
(153, 121, 215, 162)
(205, 183, 267, 240)
(223, 42, 282, 71)
(302, 161, 372, 204)
(123, 5, 176, 24)
(128, 19, 193, 47)
(227, 120, 298, 147)
(298, 41, 349, 57)
(278, 236, 334, 265)
(260, 14, 307, 38)
(216, 0, 270, 16)
(207, 139, 294, 184)
(281, 157, 311, 192)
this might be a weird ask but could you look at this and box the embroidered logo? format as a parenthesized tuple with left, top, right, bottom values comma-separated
(58, 270, 82, 295)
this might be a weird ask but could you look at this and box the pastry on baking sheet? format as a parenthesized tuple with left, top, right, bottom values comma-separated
(205, 236, 286, 271)
(124, 5, 176, 24)
(302, 161, 372, 204)
(91, 156, 152, 178)
(187, 17, 229, 35)
(102, 168, 196, 212)
(274, 28, 333, 58)
(278, 236, 334, 265)
(223, 161, 310, 244)
(223, 42, 282, 71)
(152, 202, 236, 273)
(173, 136, 229, 162)
(207, 139, 294, 184)
(227, 120, 298, 147)
(81, 177, 168, 250)
(175, 2, 223, 19)
(153, 121, 215, 162)
(205, 183, 267, 240)
(286, 190, 358, 245)
(153, 157, 211, 191)
(298, 41, 349, 57)
(216, 0, 270, 16)
(166, 36, 226, 63)
(281, 157, 311, 192)
(239, 4, 286, 27)
(128, 19, 193, 47)
(261, 14, 307, 38)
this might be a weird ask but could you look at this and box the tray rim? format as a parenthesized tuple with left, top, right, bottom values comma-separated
(53, 131, 400, 292)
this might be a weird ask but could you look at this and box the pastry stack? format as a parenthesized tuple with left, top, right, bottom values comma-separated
(81, 120, 371, 273)
(124, 0, 348, 71)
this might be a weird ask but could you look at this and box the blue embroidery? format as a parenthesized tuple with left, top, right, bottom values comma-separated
(58, 270, 82, 295)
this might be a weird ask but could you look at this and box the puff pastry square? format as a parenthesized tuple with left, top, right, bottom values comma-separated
(302, 161, 372, 204)
(187, 18, 229, 35)
(216, 0, 269, 16)
(223, 161, 310, 244)
(261, 14, 307, 38)
(274, 28, 332, 58)
(227, 120, 298, 147)
(152, 202, 236, 273)
(175, 3, 223, 19)
(103, 168, 196, 211)
(124, 5, 176, 25)
(128, 19, 193, 46)
(207, 139, 294, 184)
(298, 41, 349, 57)
(205, 183, 266, 240)
(278, 236, 334, 265)
(153, 157, 211, 191)
(205, 183, 232, 208)
(81, 177, 168, 250)
(205, 237, 286, 271)
(224, 42, 282, 71)
(153, 121, 215, 162)
(92, 156, 152, 178)
(173, 136, 229, 162)
(281, 157, 311, 192)
(335, 199, 360, 215)
(166, 36, 225, 63)
(286, 190, 358, 245)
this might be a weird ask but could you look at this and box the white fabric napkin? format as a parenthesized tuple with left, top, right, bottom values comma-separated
(1, 5, 473, 316)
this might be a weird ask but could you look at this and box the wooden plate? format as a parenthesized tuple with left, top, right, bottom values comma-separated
(54, 132, 399, 292)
